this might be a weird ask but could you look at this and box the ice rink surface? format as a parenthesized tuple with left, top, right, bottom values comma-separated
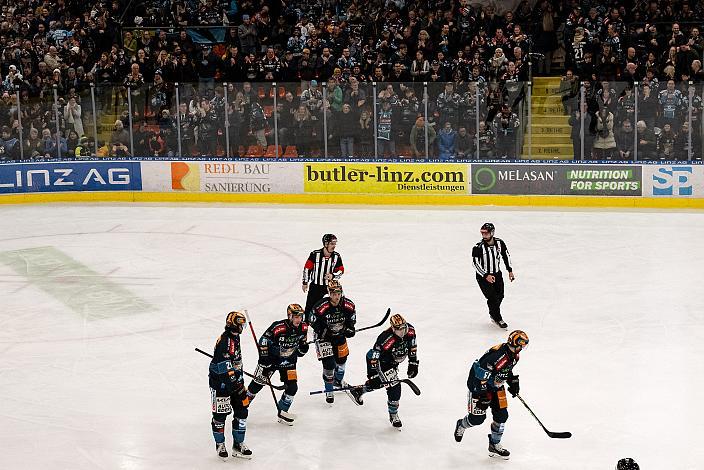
(1, 203, 703, 470)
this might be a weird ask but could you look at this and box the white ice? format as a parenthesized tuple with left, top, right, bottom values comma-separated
(0, 203, 703, 470)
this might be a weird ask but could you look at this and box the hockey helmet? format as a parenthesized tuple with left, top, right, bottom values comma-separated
(507, 330, 529, 350)
(390, 313, 408, 336)
(616, 458, 640, 470)
(287, 303, 305, 321)
(327, 279, 343, 294)
(322, 233, 337, 245)
(225, 311, 247, 333)
(480, 222, 495, 234)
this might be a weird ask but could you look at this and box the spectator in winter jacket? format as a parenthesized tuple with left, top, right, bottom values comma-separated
(409, 116, 436, 158)
(336, 104, 357, 157)
(437, 122, 457, 160)
(456, 127, 474, 159)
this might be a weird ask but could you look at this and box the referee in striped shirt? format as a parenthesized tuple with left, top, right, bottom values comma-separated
(303, 234, 345, 320)
(472, 223, 515, 329)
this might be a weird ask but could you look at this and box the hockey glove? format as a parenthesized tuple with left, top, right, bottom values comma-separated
(367, 374, 383, 390)
(297, 342, 310, 357)
(343, 327, 356, 338)
(407, 359, 419, 379)
(507, 374, 520, 397)
(476, 395, 491, 411)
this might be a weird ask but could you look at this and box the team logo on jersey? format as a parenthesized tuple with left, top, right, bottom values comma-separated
(382, 336, 397, 350)
(171, 162, 200, 191)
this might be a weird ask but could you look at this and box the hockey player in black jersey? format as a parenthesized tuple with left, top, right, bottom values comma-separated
(310, 280, 357, 404)
(246, 304, 309, 424)
(349, 314, 419, 429)
(454, 330, 528, 459)
(209, 311, 252, 460)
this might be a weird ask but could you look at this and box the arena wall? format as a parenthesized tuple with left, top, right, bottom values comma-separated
(0, 160, 702, 209)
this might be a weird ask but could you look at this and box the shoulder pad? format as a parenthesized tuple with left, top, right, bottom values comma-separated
(317, 302, 331, 314)
(342, 298, 355, 310)
(381, 334, 397, 350)
(406, 325, 416, 337)
(273, 323, 287, 336)
(301, 323, 308, 332)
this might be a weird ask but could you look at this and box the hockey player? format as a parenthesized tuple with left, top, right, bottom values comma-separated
(310, 280, 357, 403)
(349, 314, 419, 429)
(453, 330, 528, 459)
(246, 304, 309, 424)
(302, 234, 344, 320)
(209, 311, 252, 460)
(616, 458, 640, 469)
(472, 222, 515, 329)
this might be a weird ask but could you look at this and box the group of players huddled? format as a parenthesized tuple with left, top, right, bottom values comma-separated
(207, 234, 419, 461)
(206, 230, 534, 462)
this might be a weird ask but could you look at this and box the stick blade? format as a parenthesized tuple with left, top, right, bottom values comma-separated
(547, 431, 572, 439)
(400, 379, 421, 396)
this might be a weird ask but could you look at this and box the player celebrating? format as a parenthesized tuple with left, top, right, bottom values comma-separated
(209, 311, 252, 460)
(310, 280, 357, 403)
(246, 304, 309, 425)
(302, 234, 344, 320)
(349, 314, 419, 429)
(472, 222, 515, 329)
(453, 330, 528, 459)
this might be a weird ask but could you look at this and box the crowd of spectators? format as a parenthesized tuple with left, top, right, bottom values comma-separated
(0, 0, 703, 159)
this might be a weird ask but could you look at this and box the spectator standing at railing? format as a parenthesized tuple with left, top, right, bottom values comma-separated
(559, 69, 579, 115)
(63, 96, 83, 138)
(409, 116, 436, 159)
(569, 101, 594, 160)
(436, 82, 461, 128)
(21, 127, 42, 159)
(337, 103, 357, 158)
(377, 99, 396, 158)
(659, 79, 685, 130)
(357, 109, 373, 157)
(657, 123, 677, 160)
(238, 15, 259, 56)
(437, 121, 457, 160)
(615, 119, 635, 160)
(636, 120, 656, 160)
(594, 107, 617, 160)
(197, 98, 219, 156)
(0, 126, 19, 160)
(293, 105, 316, 157)
(124, 63, 145, 117)
(456, 126, 474, 159)
(493, 104, 519, 159)
(477, 121, 495, 159)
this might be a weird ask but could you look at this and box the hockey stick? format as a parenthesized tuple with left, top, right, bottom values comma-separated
(306, 308, 392, 344)
(309, 378, 421, 396)
(194, 347, 285, 391)
(355, 308, 392, 333)
(244, 310, 294, 423)
(515, 394, 572, 439)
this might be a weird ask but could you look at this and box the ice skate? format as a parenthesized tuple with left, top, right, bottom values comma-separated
(454, 419, 465, 442)
(347, 386, 364, 406)
(389, 412, 402, 429)
(232, 442, 252, 460)
(488, 436, 510, 460)
(216, 442, 228, 461)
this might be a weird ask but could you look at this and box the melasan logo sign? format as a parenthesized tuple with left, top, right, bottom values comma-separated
(0, 161, 141, 193)
(643, 165, 704, 197)
(471, 164, 642, 196)
(304, 163, 469, 194)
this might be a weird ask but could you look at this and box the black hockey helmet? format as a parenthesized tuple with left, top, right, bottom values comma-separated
(616, 458, 639, 470)
(480, 222, 495, 233)
(322, 233, 337, 245)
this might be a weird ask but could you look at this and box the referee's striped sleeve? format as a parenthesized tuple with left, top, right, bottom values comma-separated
(500, 241, 513, 272)
(472, 245, 487, 277)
